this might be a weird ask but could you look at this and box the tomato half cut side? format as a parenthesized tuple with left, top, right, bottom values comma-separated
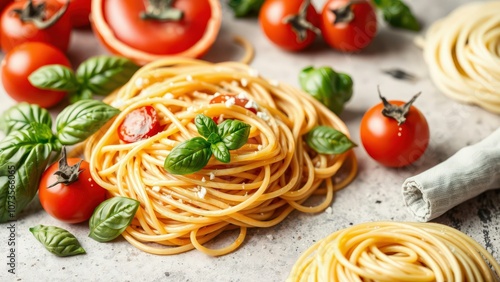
(91, 0, 222, 65)
(118, 106, 163, 143)
(210, 94, 258, 114)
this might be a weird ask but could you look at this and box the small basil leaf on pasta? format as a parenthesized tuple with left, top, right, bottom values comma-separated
(28, 65, 79, 92)
(0, 103, 52, 135)
(207, 132, 222, 144)
(306, 126, 355, 154)
(30, 225, 86, 257)
(195, 114, 218, 138)
(55, 100, 120, 145)
(76, 56, 139, 96)
(218, 119, 251, 150)
(164, 137, 212, 175)
(211, 142, 230, 163)
(88, 197, 140, 242)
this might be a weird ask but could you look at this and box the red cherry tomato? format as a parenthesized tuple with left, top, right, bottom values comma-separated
(320, 0, 377, 52)
(1, 0, 72, 53)
(91, 0, 221, 65)
(39, 152, 107, 224)
(259, 0, 320, 51)
(360, 94, 430, 167)
(57, 0, 91, 28)
(210, 94, 258, 114)
(118, 106, 163, 143)
(1, 42, 71, 108)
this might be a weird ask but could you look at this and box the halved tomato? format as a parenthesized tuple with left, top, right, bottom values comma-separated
(90, 0, 222, 65)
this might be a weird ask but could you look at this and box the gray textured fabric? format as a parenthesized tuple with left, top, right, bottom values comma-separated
(402, 128, 500, 222)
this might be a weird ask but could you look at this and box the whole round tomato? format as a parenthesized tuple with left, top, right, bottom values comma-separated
(321, 0, 377, 52)
(1, 42, 71, 108)
(1, 0, 72, 53)
(57, 0, 91, 28)
(360, 93, 430, 167)
(91, 0, 221, 65)
(259, 0, 320, 51)
(39, 151, 107, 224)
(118, 106, 163, 143)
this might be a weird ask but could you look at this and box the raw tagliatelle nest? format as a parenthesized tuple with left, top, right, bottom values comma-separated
(84, 58, 357, 256)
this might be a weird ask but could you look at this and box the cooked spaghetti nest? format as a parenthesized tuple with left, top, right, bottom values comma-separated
(85, 58, 357, 256)
(288, 221, 500, 282)
(421, 1, 500, 113)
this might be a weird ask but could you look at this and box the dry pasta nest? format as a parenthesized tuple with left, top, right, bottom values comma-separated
(288, 221, 500, 282)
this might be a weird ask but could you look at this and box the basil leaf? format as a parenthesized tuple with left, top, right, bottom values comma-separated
(373, 0, 420, 31)
(228, 0, 264, 17)
(0, 103, 52, 135)
(28, 65, 79, 92)
(299, 66, 353, 115)
(55, 100, 120, 145)
(0, 126, 54, 222)
(217, 119, 250, 150)
(195, 114, 218, 139)
(164, 137, 212, 175)
(211, 142, 230, 163)
(88, 197, 140, 242)
(30, 225, 85, 257)
(305, 126, 356, 154)
(69, 89, 93, 104)
(206, 132, 222, 144)
(76, 56, 139, 96)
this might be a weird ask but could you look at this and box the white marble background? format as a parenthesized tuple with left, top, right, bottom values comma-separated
(1, 0, 499, 281)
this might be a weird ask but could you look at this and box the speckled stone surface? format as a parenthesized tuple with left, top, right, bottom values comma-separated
(1, 0, 500, 281)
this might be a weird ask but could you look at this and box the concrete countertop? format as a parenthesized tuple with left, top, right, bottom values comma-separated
(1, 0, 500, 281)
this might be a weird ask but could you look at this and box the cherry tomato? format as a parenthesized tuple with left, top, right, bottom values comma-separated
(1, 0, 72, 53)
(320, 0, 377, 52)
(1, 42, 71, 108)
(210, 94, 258, 114)
(259, 0, 320, 51)
(360, 93, 429, 167)
(118, 106, 163, 143)
(39, 151, 107, 223)
(57, 0, 91, 28)
(91, 0, 222, 65)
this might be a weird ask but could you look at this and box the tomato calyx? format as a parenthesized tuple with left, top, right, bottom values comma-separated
(330, 0, 366, 24)
(11, 0, 69, 29)
(47, 147, 84, 188)
(140, 0, 183, 21)
(282, 0, 320, 42)
(378, 87, 422, 126)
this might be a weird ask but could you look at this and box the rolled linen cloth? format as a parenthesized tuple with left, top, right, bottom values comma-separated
(402, 128, 500, 222)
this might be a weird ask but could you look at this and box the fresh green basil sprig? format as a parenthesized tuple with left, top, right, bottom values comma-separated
(164, 114, 251, 175)
(299, 66, 353, 115)
(228, 0, 265, 17)
(0, 101, 120, 222)
(89, 197, 140, 242)
(372, 0, 420, 31)
(30, 225, 86, 257)
(306, 126, 356, 155)
(29, 56, 139, 103)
